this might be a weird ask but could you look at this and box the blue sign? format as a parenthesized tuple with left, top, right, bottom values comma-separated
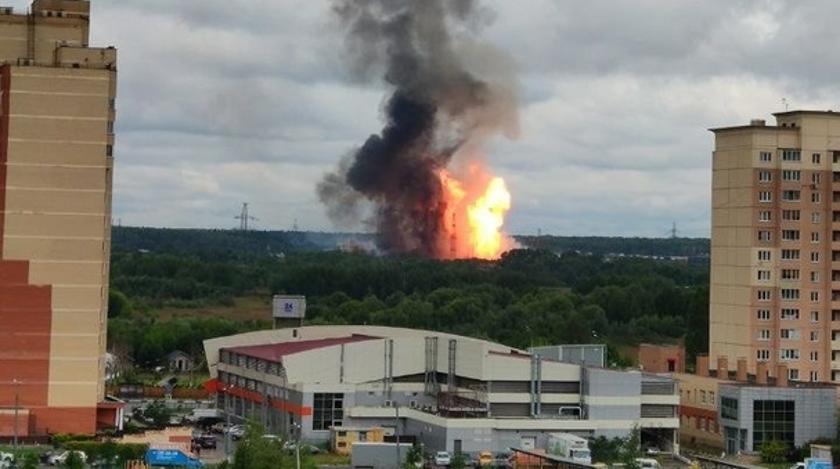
(145, 449, 203, 468)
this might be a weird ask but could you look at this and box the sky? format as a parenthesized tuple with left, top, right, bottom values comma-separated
(15, 0, 840, 237)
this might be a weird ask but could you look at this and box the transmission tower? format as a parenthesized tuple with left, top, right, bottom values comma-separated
(669, 221, 678, 239)
(234, 202, 258, 231)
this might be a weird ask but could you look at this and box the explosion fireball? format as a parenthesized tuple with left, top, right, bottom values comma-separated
(318, 0, 519, 259)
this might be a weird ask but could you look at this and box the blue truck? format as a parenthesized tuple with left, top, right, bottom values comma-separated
(145, 448, 204, 468)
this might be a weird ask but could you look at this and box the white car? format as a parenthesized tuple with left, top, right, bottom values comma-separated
(49, 451, 88, 466)
(0, 452, 14, 469)
(434, 451, 451, 466)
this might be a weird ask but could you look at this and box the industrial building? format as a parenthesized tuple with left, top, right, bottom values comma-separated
(709, 111, 840, 382)
(203, 326, 679, 456)
(0, 0, 117, 435)
(675, 355, 838, 454)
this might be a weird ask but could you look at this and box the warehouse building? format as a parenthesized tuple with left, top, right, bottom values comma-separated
(203, 326, 679, 455)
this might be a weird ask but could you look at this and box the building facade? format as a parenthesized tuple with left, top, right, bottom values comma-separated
(204, 326, 680, 458)
(710, 111, 840, 383)
(638, 344, 685, 374)
(718, 383, 836, 454)
(674, 372, 728, 449)
(0, 0, 116, 435)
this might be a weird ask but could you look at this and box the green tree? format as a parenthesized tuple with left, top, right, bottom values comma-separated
(760, 440, 788, 464)
(232, 422, 288, 469)
(63, 451, 84, 469)
(21, 452, 38, 469)
(108, 289, 134, 318)
(403, 443, 423, 469)
(143, 400, 172, 428)
(619, 427, 642, 469)
(450, 453, 467, 469)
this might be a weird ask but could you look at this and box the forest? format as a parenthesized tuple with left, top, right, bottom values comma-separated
(108, 228, 710, 371)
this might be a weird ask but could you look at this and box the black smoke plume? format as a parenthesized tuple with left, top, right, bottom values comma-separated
(318, 0, 518, 257)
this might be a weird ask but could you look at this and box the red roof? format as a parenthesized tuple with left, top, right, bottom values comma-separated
(224, 335, 379, 362)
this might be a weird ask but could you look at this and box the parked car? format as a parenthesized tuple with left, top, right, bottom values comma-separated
(224, 424, 245, 440)
(193, 434, 218, 449)
(434, 451, 451, 466)
(635, 458, 662, 469)
(48, 451, 88, 466)
(282, 442, 321, 454)
(0, 452, 14, 469)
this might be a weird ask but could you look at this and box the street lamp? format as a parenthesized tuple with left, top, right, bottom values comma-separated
(219, 384, 233, 461)
(291, 422, 301, 469)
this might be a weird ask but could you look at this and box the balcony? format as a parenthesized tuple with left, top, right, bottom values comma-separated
(832, 361, 840, 371)
(832, 339, 840, 351)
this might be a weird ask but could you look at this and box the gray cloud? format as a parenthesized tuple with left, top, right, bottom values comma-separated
(2, 0, 834, 237)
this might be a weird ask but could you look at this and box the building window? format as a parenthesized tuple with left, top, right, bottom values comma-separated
(782, 149, 801, 162)
(106, 144, 113, 157)
(781, 269, 799, 280)
(781, 190, 801, 202)
(759, 191, 772, 203)
(813, 153, 822, 164)
(812, 212, 822, 224)
(782, 230, 800, 241)
(758, 270, 771, 281)
(757, 349, 770, 361)
(811, 291, 820, 302)
(813, 192, 821, 203)
(780, 349, 800, 361)
(757, 309, 771, 321)
(759, 211, 772, 222)
(781, 249, 800, 260)
(812, 232, 820, 243)
(312, 393, 344, 431)
(758, 250, 771, 261)
(753, 400, 795, 448)
(782, 210, 800, 221)
(781, 308, 800, 320)
(780, 329, 800, 340)
(700, 390, 706, 403)
(780, 289, 800, 300)
(107, 120, 114, 134)
(758, 329, 771, 341)
(811, 330, 820, 342)
(811, 311, 820, 322)
(811, 271, 820, 283)
(813, 173, 822, 184)
(810, 371, 819, 382)
(758, 231, 772, 242)
(788, 369, 800, 381)
(721, 397, 739, 420)
(759, 170, 772, 182)
(811, 351, 819, 362)
(811, 252, 820, 263)
(760, 151, 773, 162)
(758, 290, 772, 301)
(782, 170, 801, 181)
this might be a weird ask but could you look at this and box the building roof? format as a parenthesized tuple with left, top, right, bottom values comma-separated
(708, 124, 797, 133)
(772, 110, 840, 117)
(224, 334, 379, 362)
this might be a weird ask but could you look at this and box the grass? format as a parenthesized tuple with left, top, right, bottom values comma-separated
(312, 452, 351, 465)
(0, 444, 52, 457)
(154, 295, 271, 322)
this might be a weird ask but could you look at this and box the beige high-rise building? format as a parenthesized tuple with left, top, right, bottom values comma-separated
(710, 110, 840, 384)
(0, 0, 117, 435)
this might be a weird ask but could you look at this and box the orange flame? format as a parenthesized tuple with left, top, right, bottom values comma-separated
(438, 167, 512, 259)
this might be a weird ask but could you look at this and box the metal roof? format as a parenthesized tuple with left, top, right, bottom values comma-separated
(223, 334, 379, 362)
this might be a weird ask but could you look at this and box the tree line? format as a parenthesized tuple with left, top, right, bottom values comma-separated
(108, 241, 709, 369)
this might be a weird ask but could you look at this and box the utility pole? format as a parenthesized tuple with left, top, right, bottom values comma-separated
(12, 379, 20, 450)
(223, 386, 232, 461)
(293, 422, 301, 469)
(395, 403, 401, 468)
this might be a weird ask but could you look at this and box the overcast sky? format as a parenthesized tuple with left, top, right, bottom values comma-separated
(16, 0, 840, 237)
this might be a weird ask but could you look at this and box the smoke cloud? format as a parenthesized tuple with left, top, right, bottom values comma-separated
(318, 0, 518, 257)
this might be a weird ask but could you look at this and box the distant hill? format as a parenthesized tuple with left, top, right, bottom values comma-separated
(112, 226, 709, 259)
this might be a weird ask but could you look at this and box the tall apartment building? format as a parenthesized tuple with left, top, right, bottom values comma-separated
(710, 110, 840, 384)
(0, 0, 117, 435)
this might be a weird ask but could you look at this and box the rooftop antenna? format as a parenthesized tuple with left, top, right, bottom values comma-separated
(781, 98, 789, 111)
(234, 203, 257, 231)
